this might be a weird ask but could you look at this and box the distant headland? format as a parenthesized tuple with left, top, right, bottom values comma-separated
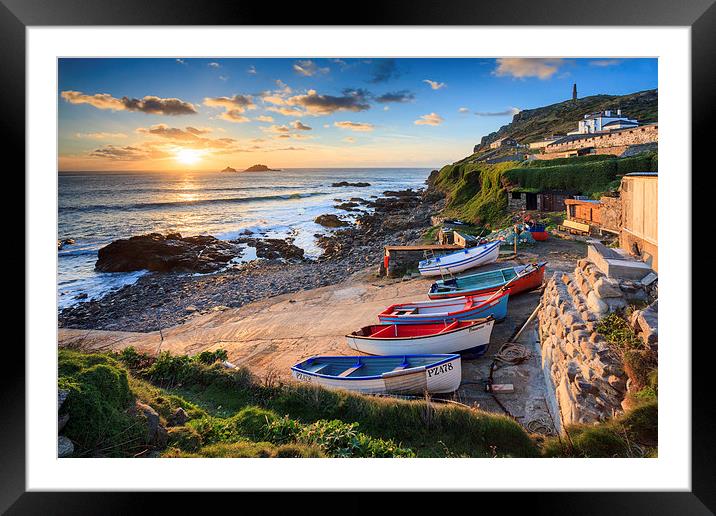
(220, 164, 281, 173)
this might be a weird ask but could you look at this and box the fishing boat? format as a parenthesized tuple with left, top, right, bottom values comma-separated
(418, 240, 500, 276)
(290, 354, 462, 394)
(378, 290, 509, 324)
(428, 262, 547, 300)
(528, 223, 549, 241)
(346, 317, 494, 356)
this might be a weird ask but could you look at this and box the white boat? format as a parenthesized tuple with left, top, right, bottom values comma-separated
(290, 354, 462, 394)
(346, 318, 494, 356)
(418, 240, 501, 276)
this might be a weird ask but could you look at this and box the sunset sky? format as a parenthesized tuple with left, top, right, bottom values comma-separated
(58, 57, 657, 171)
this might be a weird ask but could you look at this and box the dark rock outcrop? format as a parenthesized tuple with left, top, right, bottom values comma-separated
(314, 214, 350, 228)
(233, 237, 305, 261)
(95, 233, 239, 274)
(331, 181, 370, 188)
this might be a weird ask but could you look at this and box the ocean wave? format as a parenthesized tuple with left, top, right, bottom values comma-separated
(60, 191, 330, 213)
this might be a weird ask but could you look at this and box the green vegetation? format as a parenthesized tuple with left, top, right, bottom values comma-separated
(430, 152, 656, 226)
(431, 161, 515, 226)
(504, 152, 657, 198)
(59, 347, 540, 458)
(541, 399, 657, 458)
(60, 346, 658, 458)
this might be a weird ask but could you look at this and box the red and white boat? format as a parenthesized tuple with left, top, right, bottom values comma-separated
(346, 317, 494, 356)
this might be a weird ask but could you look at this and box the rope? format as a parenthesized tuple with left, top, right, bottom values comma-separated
(525, 415, 556, 436)
(493, 342, 531, 366)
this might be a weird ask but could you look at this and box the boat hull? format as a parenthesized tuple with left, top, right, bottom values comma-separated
(291, 354, 462, 394)
(428, 263, 546, 300)
(378, 291, 509, 324)
(418, 241, 500, 276)
(346, 318, 494, 356)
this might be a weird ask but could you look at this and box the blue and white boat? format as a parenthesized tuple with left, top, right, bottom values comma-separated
(291, 354, 462, 394)
(418, 240, 501, 276)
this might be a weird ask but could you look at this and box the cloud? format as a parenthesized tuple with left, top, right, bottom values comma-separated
(590, 59, 621, 67)
(474, 107, 521, 117)
(342, 137, 356, 143)
(369, 59, 400, 83)
(204, 94, 257, 122)
(263, 124, 290, 134)
(414, 112, 443, 126)
(458, 107, 470, 114)
(334, 121, 374, 132)
(74, 132, 128, 139)
(284, 88, 370, 116)
(276, 146, 305, 151)
(291, 120, 312, 131)
(266, 106, 306, 117)
(61, 90, 198, 115)
(293, 60, 329, 77)
(219, 75, 228, 81)
(255, 115, 274, 123)
(136, 124, 212, 140)
(423, 79, 446, 90)
(493, 58, 565, 79)
(89, 144, 169, 161)
(208, 62, 220, 68)
(375, 90, 414, 103)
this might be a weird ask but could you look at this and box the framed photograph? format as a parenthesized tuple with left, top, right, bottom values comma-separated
(6, 0, 713, 511)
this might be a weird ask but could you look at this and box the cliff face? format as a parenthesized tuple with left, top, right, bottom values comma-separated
(478, 89, 658, 148)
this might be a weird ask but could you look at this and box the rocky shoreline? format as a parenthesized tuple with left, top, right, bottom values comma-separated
(58, 185, 444, 333)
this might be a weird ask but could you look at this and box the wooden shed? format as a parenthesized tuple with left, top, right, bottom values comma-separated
(565, 199, 602, 225)
(619, 173, 658, 271)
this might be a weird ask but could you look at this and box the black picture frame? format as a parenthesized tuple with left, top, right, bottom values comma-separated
(3, 0, 712, 512)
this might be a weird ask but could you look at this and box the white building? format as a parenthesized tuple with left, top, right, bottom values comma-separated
(567, 109, 639, 135)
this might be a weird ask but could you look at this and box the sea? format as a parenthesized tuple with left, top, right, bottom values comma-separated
(58, 168, 432, 310)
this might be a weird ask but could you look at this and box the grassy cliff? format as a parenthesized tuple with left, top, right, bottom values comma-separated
(58, 347, 656, 458)
(58, 348, 539, 458)
(478, 89, 657, 147)
(430, 152, 657, 226)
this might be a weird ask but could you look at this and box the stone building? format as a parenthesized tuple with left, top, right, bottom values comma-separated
(508, 189, 576, 212)
(543, 124, 658, 158)
(489, 137, 518, 150)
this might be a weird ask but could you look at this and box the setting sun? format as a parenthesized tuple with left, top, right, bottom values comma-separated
(175, 148, 202, 165)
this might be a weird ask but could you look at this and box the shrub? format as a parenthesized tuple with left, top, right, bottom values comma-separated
(58, 350, 145, 456)
(167, 426, 203, 452)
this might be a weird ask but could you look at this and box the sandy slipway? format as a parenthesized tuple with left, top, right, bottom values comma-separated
(58, 188, 442, 333)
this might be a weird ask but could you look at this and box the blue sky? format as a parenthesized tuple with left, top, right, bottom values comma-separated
(58, 57, 657, 170)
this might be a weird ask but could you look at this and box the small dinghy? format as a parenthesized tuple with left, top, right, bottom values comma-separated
(291, 354, 462, 394)
(346, 318, 494, 356)
(428, 262, 547, 300)
(378, 290, 509, 324)
(418, 240, 500, 277)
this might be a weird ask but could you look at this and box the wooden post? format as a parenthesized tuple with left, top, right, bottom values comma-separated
(513, 224, 518, 257)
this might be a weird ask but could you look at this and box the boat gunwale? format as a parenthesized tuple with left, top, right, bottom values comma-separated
(430, 262, 547, 294)
(418, 240, 500, 271)
(379, 291, 509, 318)
(346, 317, 493, 342)
(290, 354, 460, 381)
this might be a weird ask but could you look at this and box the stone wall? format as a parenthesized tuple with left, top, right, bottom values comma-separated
(544, 124, 658, 155)
(599, 196, 622, 234)
(538, 258, 650, 430)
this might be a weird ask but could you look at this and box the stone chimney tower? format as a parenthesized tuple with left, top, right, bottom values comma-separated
(572, 83, 578, 101)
